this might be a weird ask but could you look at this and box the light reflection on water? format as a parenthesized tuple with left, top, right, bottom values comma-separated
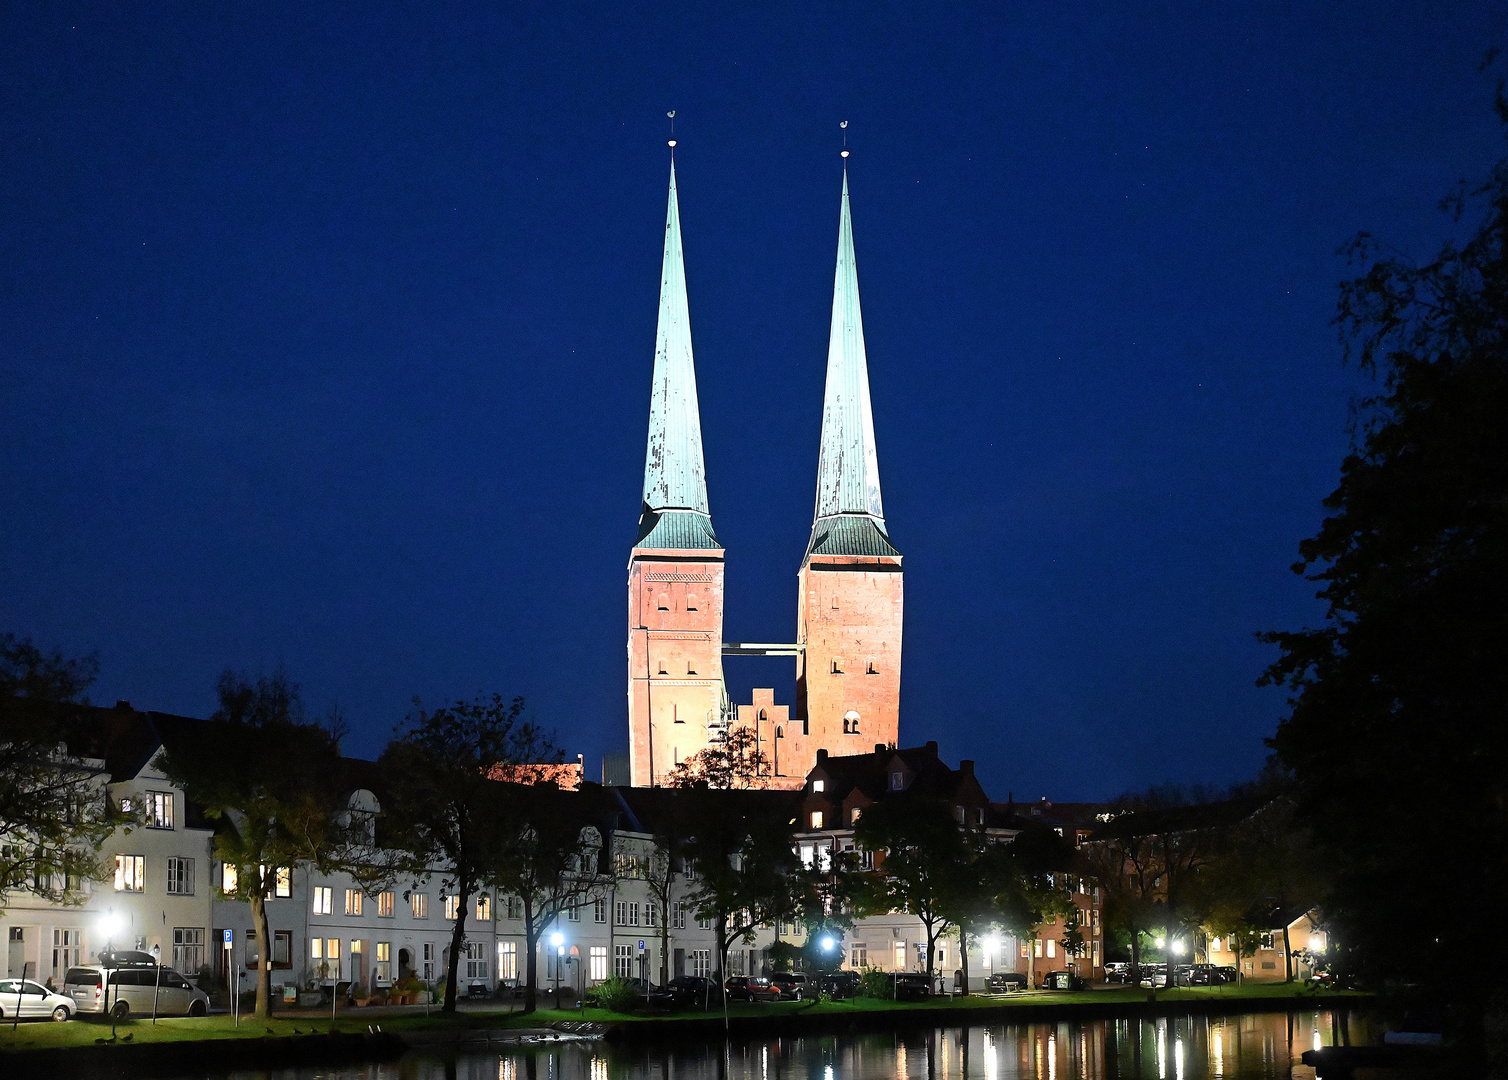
(208, 1009, 1369, 1080)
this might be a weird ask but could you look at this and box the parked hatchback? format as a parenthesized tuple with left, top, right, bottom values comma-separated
(770, 971, 809, 1000)
(64, 965, 210, 1019)
(724, 976, 780, 1002)
(0, 979, 77, 1022)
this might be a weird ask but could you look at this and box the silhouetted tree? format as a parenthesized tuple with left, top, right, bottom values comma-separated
(0, 636, 115, 912)
(159, 668, 345, 1019)
(1261, 88, 1508, 1053)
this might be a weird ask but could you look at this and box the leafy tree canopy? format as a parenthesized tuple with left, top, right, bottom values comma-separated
(1262, 87, 1508, 1049)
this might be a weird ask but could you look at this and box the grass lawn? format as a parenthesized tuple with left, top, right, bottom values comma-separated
(0, 982, 1366, 1054)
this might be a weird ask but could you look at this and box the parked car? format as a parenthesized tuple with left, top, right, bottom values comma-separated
(1186, 964, 1232, 986)
(1102, 962, 1133, 984)
(1171, 964, 1194, 986)
(0, 979, 78, 1022)
(1137, 964, 1169, 989)
(1040, 970, 1086, 991)
(664, 975, 720, 1009)
(724, 976, 780, 1002)
(64, 964, 210, 1019)
(818, 970, 861, 999)
(986, 972, 1028, 993)
(892, 972, 931, 1002)
(770, 971, 809, 1000)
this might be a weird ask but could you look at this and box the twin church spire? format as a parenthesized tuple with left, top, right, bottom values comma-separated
(637, 160, 896, 557)
(629, 148, 905, 787)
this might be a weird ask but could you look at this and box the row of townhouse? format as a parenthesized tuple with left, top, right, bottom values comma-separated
(4, 700, 1103, 996)
(792, 741, 1107, 990)
(1, 701, 736, 996)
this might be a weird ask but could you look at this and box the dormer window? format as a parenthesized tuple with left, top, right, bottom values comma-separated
(850, 807, 862, 824)
(812, 779, 825, 793)
(809, 811, 824, 829)
(890, 771, 904, 791)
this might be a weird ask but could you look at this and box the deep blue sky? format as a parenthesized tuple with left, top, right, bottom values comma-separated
(3, 4, 1503, 799)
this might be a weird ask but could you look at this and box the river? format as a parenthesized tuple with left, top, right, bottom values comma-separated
(196, 1010, 1372, 1080)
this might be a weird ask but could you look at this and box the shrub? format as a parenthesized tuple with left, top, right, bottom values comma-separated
(588, 976, 642, 1014)
(858, 967, 893, 1000)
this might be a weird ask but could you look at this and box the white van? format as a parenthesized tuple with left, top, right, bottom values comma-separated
(64, 964, 209, 1019)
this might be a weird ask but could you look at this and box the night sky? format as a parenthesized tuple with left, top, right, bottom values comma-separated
(3, 4, 1502, 799)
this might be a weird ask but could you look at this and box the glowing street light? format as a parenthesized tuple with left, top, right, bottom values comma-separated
(820, 936, 835, 952)
(551, 932, 565, 1008)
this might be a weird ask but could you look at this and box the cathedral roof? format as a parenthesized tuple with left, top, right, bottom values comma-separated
(807, 169, 897, 562)
(640, 160, 715, 538)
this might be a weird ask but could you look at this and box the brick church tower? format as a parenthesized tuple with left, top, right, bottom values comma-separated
(794, 168, 903, 754)
(626, 159, 727, 787)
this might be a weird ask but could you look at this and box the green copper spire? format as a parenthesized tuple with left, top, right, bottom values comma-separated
(807, 168, 897, 559)
(638, 160, 719, 549)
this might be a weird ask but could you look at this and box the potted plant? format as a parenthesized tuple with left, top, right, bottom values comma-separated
(351, 979, 370, 1006)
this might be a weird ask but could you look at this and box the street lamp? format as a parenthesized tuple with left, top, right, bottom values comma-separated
(820, 936, 835, 953)
(551, 933, 565, 1009)
(97, 911, 125, 1036)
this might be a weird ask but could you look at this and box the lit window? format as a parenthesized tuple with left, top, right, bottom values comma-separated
(499, 941, 518, 981)
(412, 892, 429, 919)
(377, 891, 394, 917)
(810, 811, 824, 829)
(812, 779, 825, 793)
(851, 807, 862, 824)
(275, 867, 292, 898)
(476, 895, 491, 922)
(589, 946, 608, 980)
(114, 855, 145, 893)
(375, 942, 392, 984)
(313, 887, 333, 915)
(146, 791, 174, 829)
(345, 889, 362, 916)
(221, 864, 238, 895)
(444, 894, 461, 921)
(1047, 939, 1056, 958)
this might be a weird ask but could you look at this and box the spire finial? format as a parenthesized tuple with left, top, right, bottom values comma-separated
(667, 111, 677, 152)
(839, 120, 849, 159)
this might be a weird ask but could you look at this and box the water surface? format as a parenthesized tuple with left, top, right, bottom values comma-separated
(205, 1010, 1370, 1080)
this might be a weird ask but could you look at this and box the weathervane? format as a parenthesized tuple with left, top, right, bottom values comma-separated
(840, 120, 849, 159)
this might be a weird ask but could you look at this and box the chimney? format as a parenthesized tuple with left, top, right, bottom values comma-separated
(114, 700, 132, 712)
(960, 760, 974, 776)
(874, 743, 886, 756)
(816, 748, 828, 762)
(925, 740, 938, 756)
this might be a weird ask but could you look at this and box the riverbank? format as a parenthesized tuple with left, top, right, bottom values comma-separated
(0, 984, 1369, 1074)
